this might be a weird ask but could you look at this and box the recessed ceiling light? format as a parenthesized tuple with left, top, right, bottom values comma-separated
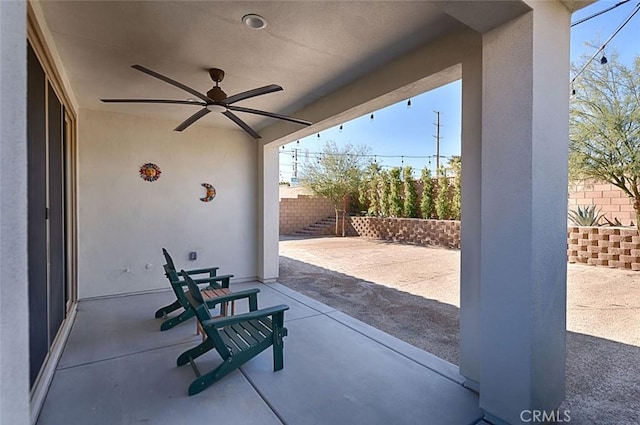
(242, 14, 268, 30)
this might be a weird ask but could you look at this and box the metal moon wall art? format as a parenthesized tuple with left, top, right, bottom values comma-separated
(139, 163, 161, 182)
(200, 183, 216, 202)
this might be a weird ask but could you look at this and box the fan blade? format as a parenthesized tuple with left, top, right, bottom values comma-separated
(222, 110, 261, 139)
(101, 99, 206, 106)
(224, 84, 283, 105)
(131, 65, 210, 103)
(227, 105, 312, 126)
(174, 108, 211, 132)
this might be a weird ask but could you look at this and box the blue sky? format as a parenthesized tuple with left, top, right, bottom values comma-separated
(279, 1, 640, 182)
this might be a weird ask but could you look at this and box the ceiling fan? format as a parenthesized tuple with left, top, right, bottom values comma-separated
(101, 65, 312, 139)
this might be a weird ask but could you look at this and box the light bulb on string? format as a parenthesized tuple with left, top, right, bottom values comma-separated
(339, 124, 343, 132)
(407, 99, 412, 109)
(370, 113, 374, 120)
(600, 54, 608, 65)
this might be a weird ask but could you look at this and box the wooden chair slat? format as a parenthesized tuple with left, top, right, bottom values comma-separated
(232, 323, 261, 345)
(242, 321, 268, 342)
(248, 318, 272, 337)
(222, 326, 251, 351)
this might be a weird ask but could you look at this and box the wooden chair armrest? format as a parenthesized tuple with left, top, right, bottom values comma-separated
(175, 274, 234, 288)
(203, 289, 260, 310)
(202, 304, 289, 329)
(185, 266, 219, 276)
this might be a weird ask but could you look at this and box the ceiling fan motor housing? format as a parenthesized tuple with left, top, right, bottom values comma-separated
(206, 68, 227, 102)
(206, 86, 227, 102)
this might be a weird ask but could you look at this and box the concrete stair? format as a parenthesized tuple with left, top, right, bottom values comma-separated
(293, 216, 337, 236)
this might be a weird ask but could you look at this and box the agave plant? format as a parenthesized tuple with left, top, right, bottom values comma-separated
(602, 216, 623, 227)
(568, 205, 603, 227)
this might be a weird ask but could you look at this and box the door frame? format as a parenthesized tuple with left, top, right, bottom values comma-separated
(27, 5, 79, 423)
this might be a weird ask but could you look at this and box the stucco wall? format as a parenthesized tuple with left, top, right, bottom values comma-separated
(0, 2, 30, 423)
(78, 109, 257, 298)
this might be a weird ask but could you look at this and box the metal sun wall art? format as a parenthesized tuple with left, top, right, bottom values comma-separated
(200, 183, 216, 202)
(139, 163, 161, 182)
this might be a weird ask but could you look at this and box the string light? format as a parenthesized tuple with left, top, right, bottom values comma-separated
(370, 113, 374, 120)
(406, 99, 412, 108)
(279, 149, 450, 162)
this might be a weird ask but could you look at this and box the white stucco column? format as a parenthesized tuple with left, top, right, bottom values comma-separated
(0, 1, 30, 424)
(257, 143, 279, 282)
(479, 3, 570, 424)
(459, 47, 482, 392)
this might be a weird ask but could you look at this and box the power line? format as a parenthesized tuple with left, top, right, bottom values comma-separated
(571, 2, 640, 85)
(571, 0, 631, 27)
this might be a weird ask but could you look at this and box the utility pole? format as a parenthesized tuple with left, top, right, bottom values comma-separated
(433, 111, 442, 173)
(292, 148, 298, 179)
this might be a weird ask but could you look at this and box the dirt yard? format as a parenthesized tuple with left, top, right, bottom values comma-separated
(278, 236, 640, 425)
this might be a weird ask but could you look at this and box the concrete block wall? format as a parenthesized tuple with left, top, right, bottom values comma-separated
(279, 195, 335, 235)
(348, 217, 461, 249)
(567, 226, 640, 271)
(569, 180, 635, 226)
(279, 195, 640, 271)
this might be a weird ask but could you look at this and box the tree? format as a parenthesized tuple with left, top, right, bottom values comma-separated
(420, 167, 435, 219)
(388, 167, 403, 217)
(379, 170, 390, 217)
(301, 141, 370, 236)
(570, 53, 640, 229)
(364, 162, 382, 216)
(449, 156, 462, 220)
(403, 166, 418, 218)
(435, 166, 451, 219)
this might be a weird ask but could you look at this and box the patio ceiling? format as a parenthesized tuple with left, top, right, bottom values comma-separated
(36, 1, 472, 134)
(35, 1, 592, 138)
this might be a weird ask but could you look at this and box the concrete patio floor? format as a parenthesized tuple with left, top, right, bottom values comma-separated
(36, 281, 484, 425)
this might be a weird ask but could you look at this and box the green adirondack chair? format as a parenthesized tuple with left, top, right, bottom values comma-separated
(156, 248, 259, 331)
(155, 248, 223, 320)
(178, 270, 289, 396)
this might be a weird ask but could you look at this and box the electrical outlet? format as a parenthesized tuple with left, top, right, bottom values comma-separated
(189, 251, 197, 261)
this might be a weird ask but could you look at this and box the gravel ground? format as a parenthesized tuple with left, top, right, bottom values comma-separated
(278, 236, 640, 425)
